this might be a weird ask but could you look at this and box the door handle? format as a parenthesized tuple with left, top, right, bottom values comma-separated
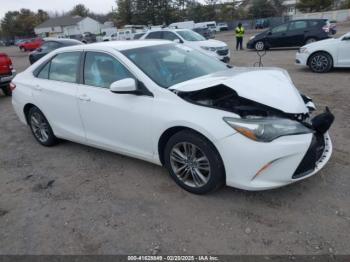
(79, 94, 91, 102)
(33, 85, 42, 91)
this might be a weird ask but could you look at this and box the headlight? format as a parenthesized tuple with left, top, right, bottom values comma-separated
(250, 35, 256, 40)
(299, 47, 309, 53)
(223, 117, 313, 142)
(201, 46, 217, 52)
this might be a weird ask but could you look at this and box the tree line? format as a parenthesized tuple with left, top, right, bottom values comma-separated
(1, 0, 349, 39)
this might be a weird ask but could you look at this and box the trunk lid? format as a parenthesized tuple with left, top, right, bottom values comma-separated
(170, 67, 308, 114)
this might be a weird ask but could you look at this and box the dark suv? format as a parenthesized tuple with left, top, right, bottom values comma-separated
(247, 19, 333, 50)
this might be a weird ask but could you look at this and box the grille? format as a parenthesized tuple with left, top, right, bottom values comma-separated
(217, 49, 229, 56)
(293, 133, 325, 179)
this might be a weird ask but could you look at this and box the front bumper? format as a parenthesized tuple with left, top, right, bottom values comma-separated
(247, 40, 255, 50)
(295, 52, 309, 66)
(216, 131, 332, 191)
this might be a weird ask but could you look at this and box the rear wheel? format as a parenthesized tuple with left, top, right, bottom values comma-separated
(164, 130, 225, 194)
(28, 107, 58, 146)
(308, 52, 333, 73)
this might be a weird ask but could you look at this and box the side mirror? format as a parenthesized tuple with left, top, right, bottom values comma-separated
(342, 36, 350, 41)
(110, 78, 139, 94)
(267, 31, 272, 35)
(173, 39, 181, 44)
(36, 48, 42, 52)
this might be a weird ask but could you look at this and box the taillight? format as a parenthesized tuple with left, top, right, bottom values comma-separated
(9, 82, 16, 91)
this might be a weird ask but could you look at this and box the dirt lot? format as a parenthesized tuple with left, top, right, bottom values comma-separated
(0, 25, 349, 255)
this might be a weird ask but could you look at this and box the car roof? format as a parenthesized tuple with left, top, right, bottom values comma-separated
(55, 40, 172, 52)
(43, 38, 83, 45)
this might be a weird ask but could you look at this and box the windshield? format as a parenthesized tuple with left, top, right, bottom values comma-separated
(177, 30, 206, 41)
(122, 44, 228, 88)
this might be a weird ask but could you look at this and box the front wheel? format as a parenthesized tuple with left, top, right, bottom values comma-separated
(28, 107, 58, 146)
(308, 52, 333, 73)
(255, 41, 265, 51)
(164, 130, 225, 194)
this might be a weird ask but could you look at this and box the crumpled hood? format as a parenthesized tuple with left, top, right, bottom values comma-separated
(170, 67, 308, 114)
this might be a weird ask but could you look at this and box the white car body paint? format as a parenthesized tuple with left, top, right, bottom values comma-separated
(12, 41, 333, 191)
(141, 29, 230, 62)
(296, 32, 350, 68)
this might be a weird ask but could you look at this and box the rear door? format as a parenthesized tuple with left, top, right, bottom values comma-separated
(31, 52, 86, 142)
(286, 20, 308, 46)
(266, 23, 289, 47)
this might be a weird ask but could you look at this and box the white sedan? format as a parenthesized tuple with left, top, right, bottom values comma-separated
(296, 32, 350, 73)
(141, 29, 230, 63)
(12, 41, 334, 194)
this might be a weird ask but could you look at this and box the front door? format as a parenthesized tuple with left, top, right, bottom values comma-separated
(77, 51, 154, 159)
(337, 36, 350, 67)
(266, 23, 289, 47)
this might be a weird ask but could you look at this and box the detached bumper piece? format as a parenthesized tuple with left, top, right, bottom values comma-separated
(293, 108, 335, 179)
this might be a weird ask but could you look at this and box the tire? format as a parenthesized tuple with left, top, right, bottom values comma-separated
(308, 52, 333, 73)
(305, 38, 317, 45)
(1, 86, 12, 96)
(255, 41, 265, 51)
(28, 107, 58, 146)
(164, 130, 225, 194)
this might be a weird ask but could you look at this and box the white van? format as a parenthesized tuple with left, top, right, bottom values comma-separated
(195, 21, 217, 32)
(169, 21, 195, 29)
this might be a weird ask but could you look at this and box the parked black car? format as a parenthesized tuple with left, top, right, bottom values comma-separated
(193, 27, 214, 39)
(29, 39, 83, 64)
(247, 19, 333, 51)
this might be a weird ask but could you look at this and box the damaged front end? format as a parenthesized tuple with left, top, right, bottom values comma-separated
(173, 83, 334, 180)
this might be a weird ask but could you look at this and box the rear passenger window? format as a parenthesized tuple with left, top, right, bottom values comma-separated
(146, 31, 163, 39)
(289, 21, 307, 31)
(309, 20, 322, 27)
(84, 52, 133, 88)
(49, 52, 81, 83)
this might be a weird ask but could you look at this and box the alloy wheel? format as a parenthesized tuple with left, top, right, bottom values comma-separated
(255, 41, 264, 51)
(30, 112, 50, 143)
(310, 54, 329, 73)
(170, 142, 211, 188)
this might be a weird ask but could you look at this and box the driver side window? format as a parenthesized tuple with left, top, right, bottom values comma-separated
(83, 52, 134, 89)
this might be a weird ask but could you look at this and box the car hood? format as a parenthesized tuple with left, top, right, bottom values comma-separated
(170, 67, 308, 114)
(190, 39, 227, 48)
(304, 37, 337, 48)
(251, 30, 269, 40)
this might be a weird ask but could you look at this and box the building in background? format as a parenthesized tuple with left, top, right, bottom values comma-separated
(34, 16, 102, 38)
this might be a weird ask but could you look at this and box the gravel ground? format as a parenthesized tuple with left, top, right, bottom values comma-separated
(0, 24, 349, 255)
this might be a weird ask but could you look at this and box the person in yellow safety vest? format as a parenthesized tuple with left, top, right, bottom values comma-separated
(235, 22, 245, 51)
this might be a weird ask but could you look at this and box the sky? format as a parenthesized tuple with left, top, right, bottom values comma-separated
(0, 0, 209, 20)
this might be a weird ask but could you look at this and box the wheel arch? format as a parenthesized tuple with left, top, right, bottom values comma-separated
(157, 126, 222, 167)
(23, 103, 36, 124)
